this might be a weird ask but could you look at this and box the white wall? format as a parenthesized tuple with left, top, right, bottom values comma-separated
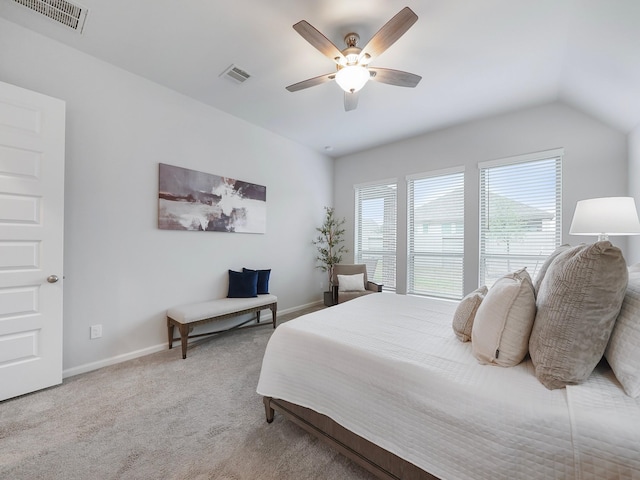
(0, 19, 333, 374)
(334, 102, 629, 295)
(628, 125, 640, 265)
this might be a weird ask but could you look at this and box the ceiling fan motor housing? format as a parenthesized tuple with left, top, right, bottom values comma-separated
(341, 33, 362, 66)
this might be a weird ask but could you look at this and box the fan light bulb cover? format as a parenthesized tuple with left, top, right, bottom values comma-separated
(335, 66, 369, 93)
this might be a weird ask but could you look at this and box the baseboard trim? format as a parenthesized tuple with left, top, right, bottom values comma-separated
(62, 300, 323, 379)
(62, 343, 167, 379)
(281, 300, 323, 314)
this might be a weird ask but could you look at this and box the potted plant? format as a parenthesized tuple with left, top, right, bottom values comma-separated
(313, 206, 347, 306)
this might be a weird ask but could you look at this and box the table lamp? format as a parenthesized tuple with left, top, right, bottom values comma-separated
(569, 197, 640, 241)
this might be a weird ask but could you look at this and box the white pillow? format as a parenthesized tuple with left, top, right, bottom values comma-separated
(605, 272, 640, 397)
(472, 268, 536, 367)
(337, 273, 365, 292)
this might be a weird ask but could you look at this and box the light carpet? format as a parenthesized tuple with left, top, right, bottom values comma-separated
(0, 307, 374, 480)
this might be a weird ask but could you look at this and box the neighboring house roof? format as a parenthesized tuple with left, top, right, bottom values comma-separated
(359, 218, 382, 234)
(415, 187, 554, 224)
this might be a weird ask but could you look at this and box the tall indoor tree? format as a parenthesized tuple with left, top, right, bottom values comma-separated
(313, 206, 347, 293)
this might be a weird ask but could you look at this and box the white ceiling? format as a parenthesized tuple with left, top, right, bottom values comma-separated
(2, 0, 640, 158)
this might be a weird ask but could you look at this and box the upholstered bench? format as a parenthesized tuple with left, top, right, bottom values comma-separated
(167, 294, 277, 359)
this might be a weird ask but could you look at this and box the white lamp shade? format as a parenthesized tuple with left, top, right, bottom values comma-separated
(335, 66, 370, 93)
(569, 197, 640, 237)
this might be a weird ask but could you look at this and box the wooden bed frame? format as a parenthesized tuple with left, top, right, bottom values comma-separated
(263, 396, 439, 480)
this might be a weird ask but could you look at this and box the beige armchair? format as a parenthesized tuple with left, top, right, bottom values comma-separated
(331, 264, 383, 304)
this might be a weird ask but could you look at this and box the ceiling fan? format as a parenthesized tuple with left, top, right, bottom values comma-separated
(286, 6, 422, 111)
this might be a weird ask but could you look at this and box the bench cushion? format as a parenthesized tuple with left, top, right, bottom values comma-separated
(167, 294, 277, 324)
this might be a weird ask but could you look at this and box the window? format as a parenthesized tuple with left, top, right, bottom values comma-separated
(479, 149, 562, 287)
(355, 180, 397, 291)
(408, 168, 465, 299)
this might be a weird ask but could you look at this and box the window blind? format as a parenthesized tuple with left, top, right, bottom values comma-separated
(479, 150, 562, 287)
(354, 180, 397, 291)
(407, 168, 465, 299)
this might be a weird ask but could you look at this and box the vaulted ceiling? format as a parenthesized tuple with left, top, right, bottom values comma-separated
(1, 0, 639, 157)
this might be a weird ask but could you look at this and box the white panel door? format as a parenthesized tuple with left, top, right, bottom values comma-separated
(0, 81, 65, 401)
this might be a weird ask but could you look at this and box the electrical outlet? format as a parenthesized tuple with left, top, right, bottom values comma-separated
(90, 324, 102, 339)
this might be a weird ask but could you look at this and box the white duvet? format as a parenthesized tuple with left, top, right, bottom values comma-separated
(256, 293, 640, 480)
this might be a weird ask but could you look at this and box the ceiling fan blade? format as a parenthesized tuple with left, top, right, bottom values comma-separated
(359, 7, 418, 63)
(286, 73, 336, 92)
(293, 20, 345, 63)
(344, 91, 359, 111)
(369, 68, 421, 88)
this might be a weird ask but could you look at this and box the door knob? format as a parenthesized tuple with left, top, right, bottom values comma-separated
(47, 275, 59, 283)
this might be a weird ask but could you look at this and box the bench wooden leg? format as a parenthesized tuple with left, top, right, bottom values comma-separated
(167, 318, 175, 350)
(270, 303, 277, 328)
(178, 323, 190, 359)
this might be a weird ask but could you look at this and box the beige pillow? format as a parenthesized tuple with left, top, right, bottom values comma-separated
(452, 286, 488, 342)
(471, 268, 536, 367)
(605, 272, 640, 397)
(529, 241, 628, 390)
(337, 273, 365, 292)
(533, 244, 571, 295)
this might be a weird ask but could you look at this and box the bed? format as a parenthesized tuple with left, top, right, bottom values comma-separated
(256, 291, 640, 480)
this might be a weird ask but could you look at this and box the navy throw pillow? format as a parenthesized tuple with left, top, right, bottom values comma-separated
(227, 269, 258, 298)
(243, 268, 271, 294)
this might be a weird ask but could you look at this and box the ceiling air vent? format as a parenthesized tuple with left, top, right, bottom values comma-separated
(13, 0, 89, 33)
(220, 65, 251, 84)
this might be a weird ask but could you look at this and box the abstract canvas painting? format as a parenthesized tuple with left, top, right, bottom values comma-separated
(158, 163, 266, 233)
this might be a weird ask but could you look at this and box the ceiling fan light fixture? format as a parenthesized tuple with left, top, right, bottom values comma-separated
(335, 65, 369, 93)
(288, 7, 419, 110)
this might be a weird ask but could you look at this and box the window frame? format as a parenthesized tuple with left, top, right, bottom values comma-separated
(478, 148, 563, 288)
(354, 179, 398, 292)
(407, 166, 465, 300)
